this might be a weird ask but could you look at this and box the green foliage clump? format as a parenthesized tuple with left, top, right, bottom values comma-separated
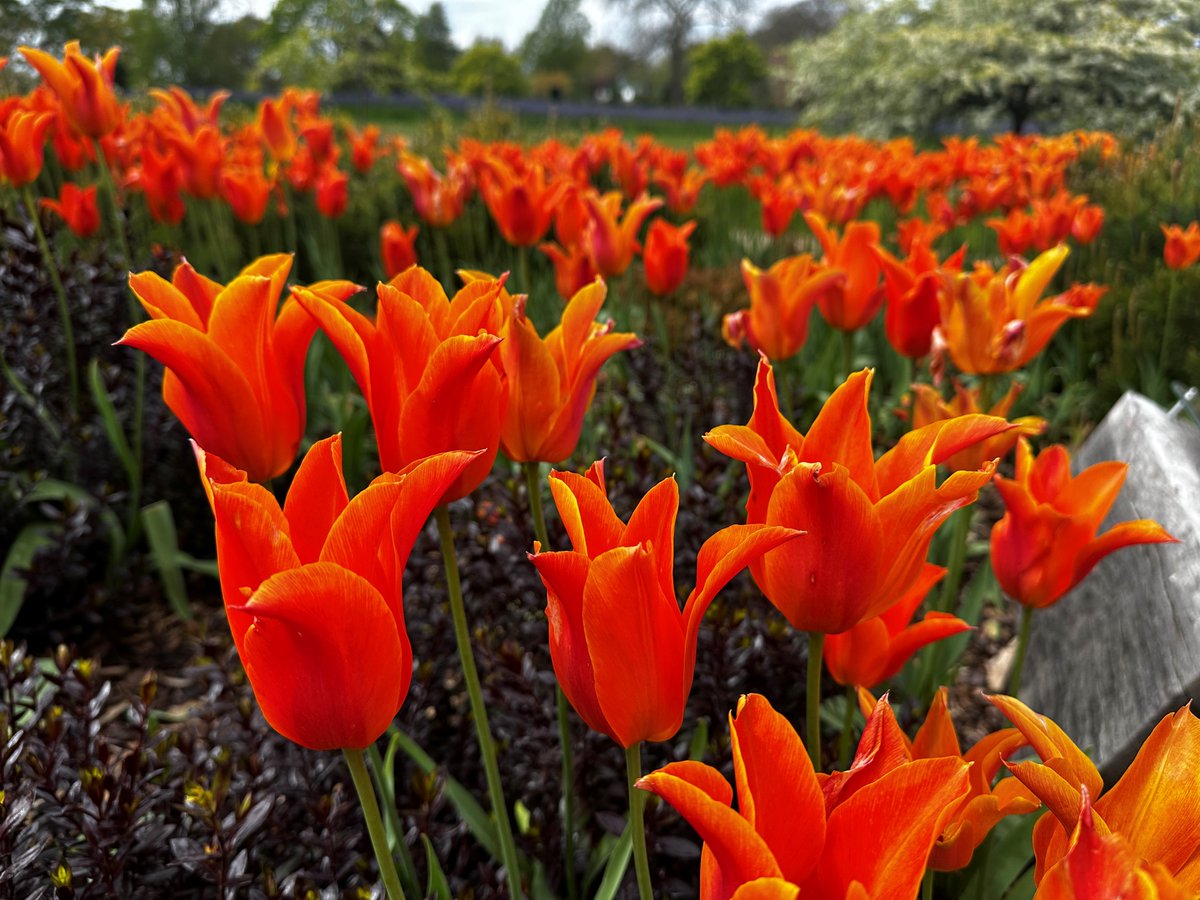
(451, 40, 529, 98)
(686, 31, 770, 108)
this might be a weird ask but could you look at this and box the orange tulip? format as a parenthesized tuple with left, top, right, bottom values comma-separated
(638, 692, 971, 899)
(293, 267, 507, 503)
(499, 279, 640, 463)
(991, 438, 1177, 609)
(40, 182, 100, 237)
(479, 159, 563, 247)
(1162, 223, 1200, 270)
(196, 434, 476, 750)
(132, 143, 186, 225)
(314, 166, 349, 218)
(990, 694, 1200, 889)
(1070, 204, 1104, 245)
(706, 358, 1013, 634)
(380, 219, 419, 279)
(804, 212, 885, 332)
(936, 246, 1105, 375)
(858, 687, 1040, 871)
(0, 109, 54, 187)
(529, 465, 801, 747)
(823, 564, 969, 689)
(910, 381, 1046, 473)
(540, 240, 598, 301)
(257, 96, 296, 163)
(1037, 790, 1193, 899)
(583, 190, 663, 278)
(346, 123, 380, 173)
(723, 256, 845, 362)
(875, 237, 966, 359)
(220, 166, 272, 225)
(398, 152, 470, 228)
(642, 219, 696, 295)
(20, 42, 122, 138)
(120, 255, 343, 483)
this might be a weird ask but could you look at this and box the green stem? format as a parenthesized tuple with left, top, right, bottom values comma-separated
(625, 742, 654, 900)
(938, 507, 972, 613)
(366, 742, 421, 897)
(93, 138, 131, 265)
(523, 461, 579, 900)
(1161, 272, 1179, 372)
(922, 868, 933, 900)
(435, 505, 524, 899)
(518, 243, 532, 296)
(23, 188, 78, 420)
(836, 684, 856, 768)
(433, 226, 454, 291)
(807, 631, 825, 771)
(1008, 605, 1034, 697)
(977, 372, 998, 412)
(343, 747, 407, 900)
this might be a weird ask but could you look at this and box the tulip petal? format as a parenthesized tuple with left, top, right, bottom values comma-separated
(729, 880, 801, 900)
(639, 760, 784, 896)
(584, 544, 686, 746)
(912, 687, 962, 759)
(802, 369, 878, 498)
(730, 694, 826, 885)
(234, 562, 406, 751)
(284, 435, 349, 564)
(501, 309, 563, 461)
(822, 696, 912, 813)
(548, 467, 625, 558)
(875, 414, 1013, 497)
(623, 476, 679, 601)
(988, 694, 1104, 803)
(1074, 520, 1178, 588)
(128, 270, 205, 329)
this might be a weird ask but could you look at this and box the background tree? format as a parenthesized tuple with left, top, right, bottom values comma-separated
(788, 0, 1200, 137)
(686, 31, 769, 107)
(606, 0, 753, 104)
(750, 0, 854, 53)
(520, 0, 590, 93)
(412, 2, 458, 76)
(451, 39, 528, 97)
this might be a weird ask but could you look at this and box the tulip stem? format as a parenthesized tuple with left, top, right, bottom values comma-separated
(938, 507, 972, 613)
(922, 868, 933, 900)
(807, 631, 825, 771)
(343, 747, 407, 900)
(22, 188, 79, 420)
(840, 329, 855, 383)
(1008, 605, 1035, 697)
(1161, 272, 1179, 372)
(523, 461, 580, 900)
(435, 505, 525, 899)
(625, 742, 654, 900)
(433, 226, 454, 290)
(837, 684, 856, 768)
(92, 138, 131, 265)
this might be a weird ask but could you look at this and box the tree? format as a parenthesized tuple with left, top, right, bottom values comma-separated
(451, 40, 528, 97)
(686, 31, 768, 107)
(412, 2, 458, 74)
(788, 0, 1200, 137)
(750, 0, 854, 53)
(520, 0, 591, 78)
(606, 0, 752, 104)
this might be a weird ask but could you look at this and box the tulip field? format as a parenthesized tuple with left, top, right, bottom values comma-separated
(5, 41, 1200, 900)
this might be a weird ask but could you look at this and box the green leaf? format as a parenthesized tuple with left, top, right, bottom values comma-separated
(0, 524, 59, 637)
(421, 834, 452, 900)
(88, 359, 138, 492)
(392, 728, 502, 860)
(594, 823, 633, 900)
(142, 501, 192, 620)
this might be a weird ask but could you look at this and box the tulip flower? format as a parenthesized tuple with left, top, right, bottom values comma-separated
(293, 266, 507, 503)
(380, 220, 419, 279)
(991, 438, 1177, 612)
(582, 190, 663, 278)
(220, 166, 272, 226)
(935, 246, 1105, 375)
(875, 236, 966, 359)
(823, 564, 969, 690)
(707, 358, 1013, 635)
(540, 240, 598, 301)
(499, 279, 640, 464)
(638, 692, 971, 900)
(910, 381, 1045, 474)
(479, 159, 563, 247)
(642, 219, 696, 295)
(40, 182, 100, 237)
(20, 42, 122, 138)
(708, 359, 1012, 761)
(1162, 222, 1200, 270)
(196, 433, 475, 750)
(347, 123, 380, 173)
(1037, 790, 1193, 899)
(257, 96, 296, 163)
(804, 212, 885, 332)
(529, 461, 801, 749)
(315, 166, 349, 218)
(398, 151, 470, 227)
(0, 109, 54, 187)
(722, 256, 845, 362)
(120, 255, 345, 483)
(990, 694, 1200, 890)
(858, 688, 1040, 871)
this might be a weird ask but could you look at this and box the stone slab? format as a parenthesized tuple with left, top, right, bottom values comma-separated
(1020, 391, 1200, 782)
